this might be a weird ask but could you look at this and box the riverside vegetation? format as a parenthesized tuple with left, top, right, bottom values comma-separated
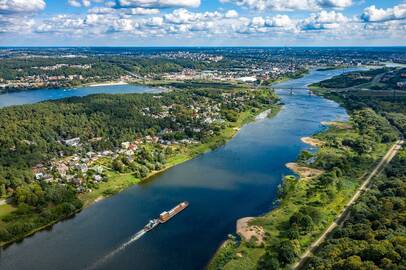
(209, 71, 403, 269)
(0, 81, 278, 246)
(303, 71, 406, 270)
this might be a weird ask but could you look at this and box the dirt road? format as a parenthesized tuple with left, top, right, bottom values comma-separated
(292, 140, 404, 270)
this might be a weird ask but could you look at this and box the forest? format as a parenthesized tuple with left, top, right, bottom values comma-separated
(305, 148, 406, 270)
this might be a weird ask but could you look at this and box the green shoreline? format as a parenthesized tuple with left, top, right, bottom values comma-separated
(208, 70, 398, 269)
(0, 103, 280, 248)
(209, 122, 392, 270)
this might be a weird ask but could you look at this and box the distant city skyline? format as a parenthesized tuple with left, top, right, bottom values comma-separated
(0, 0, 405, 46)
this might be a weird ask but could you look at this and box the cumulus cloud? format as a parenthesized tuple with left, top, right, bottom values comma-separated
(68, 0, 92, 8)
(2, 0, 404, 45)
(361, 4, 406, 22)
(164, 9, 222, 24)
(235, 14, 297, 34)
(301, 10, 348, 30)
(114, 0, 200, 9)
(266, 14, 294, 28)
(225, 9, 238, 18)
(316, 0, 352, 9)
(219, 0, 353, 11)
(0, 0, 45, 14)
(88, 6, 160, 15)
(0, 15, 35, 33)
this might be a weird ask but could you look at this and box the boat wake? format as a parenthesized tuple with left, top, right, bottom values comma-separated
(85, 202, 188, 269)
(86, 229, 146, 270)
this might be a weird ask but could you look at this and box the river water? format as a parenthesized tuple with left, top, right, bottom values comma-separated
(0, 68, 359, 270)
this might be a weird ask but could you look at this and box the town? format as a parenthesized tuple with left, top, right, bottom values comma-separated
(2, 47, 405, 92)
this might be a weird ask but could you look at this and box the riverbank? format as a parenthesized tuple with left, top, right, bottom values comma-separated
(0, 101, 279, 247)
(87, 81, 128, 87)
(208, 98, 396, 269)
(79, 104, 279, 208)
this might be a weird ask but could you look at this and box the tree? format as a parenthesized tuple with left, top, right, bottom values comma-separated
(258, 252, 280, 270)
(112, 159, 125, 173)
(278, 240, 297, 264)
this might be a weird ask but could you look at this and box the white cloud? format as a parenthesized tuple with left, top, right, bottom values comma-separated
(88, 6, 160, 15)
(301, 10, 348, 30)
(147, 16, 164, 26)
(2, 0, 403, 45)
(164, 9, 222, 24)
(127, 7, 160, 15)
(68, 0, 93, 7)
(225, 9, 238, 18)
(0, 0, 45, 14)
(361, 4, 406, 22)
(115, 0, 200, 9)
(251, 16, 265, 27)
(266, 14, 294, 28)
(0, 14, 35, 32)
(219, 0, 353, 11)
(316, 0, 352, 9)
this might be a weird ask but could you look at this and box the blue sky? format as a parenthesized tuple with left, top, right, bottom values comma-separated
(0, 0, 405, 46)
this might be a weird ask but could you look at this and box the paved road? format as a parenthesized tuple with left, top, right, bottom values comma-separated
(293, 139, 404, 270)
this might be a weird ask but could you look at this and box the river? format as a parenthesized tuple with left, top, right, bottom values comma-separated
(0, 68, 359, 270)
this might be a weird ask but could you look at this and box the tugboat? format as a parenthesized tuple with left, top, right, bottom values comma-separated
(144, 219, 160, 232)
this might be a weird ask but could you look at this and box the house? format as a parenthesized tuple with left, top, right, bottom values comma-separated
(129, 143, 138, 151)
(35, 172, 44, 180)
(121, 142, 130, 149)
(91, 166, 104, 174)
(42, 174, 54, 183)
(63, 137, 81, 147)
(56, 164, 69, 176)
(93, 175, 103, 182)
(75, 164, 88, 173)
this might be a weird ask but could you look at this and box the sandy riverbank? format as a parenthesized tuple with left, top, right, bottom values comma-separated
(88, 81, 128, 87)
(286, 162, 324, 179)
(236, 217, 264, 245)
(301, 136, 325, 147)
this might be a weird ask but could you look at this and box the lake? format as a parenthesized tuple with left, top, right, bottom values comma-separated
(0, 84, 161, 108)
(0, 68, 359, 270)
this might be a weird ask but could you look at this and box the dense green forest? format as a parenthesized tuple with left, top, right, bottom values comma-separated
(321, 91, 406, 137)
(305, 149, 406, 270)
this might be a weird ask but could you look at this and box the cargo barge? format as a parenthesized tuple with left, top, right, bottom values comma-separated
(143, 201, 189, 233)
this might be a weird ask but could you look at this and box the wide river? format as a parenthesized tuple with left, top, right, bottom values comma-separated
(0, 68, 359, 270)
